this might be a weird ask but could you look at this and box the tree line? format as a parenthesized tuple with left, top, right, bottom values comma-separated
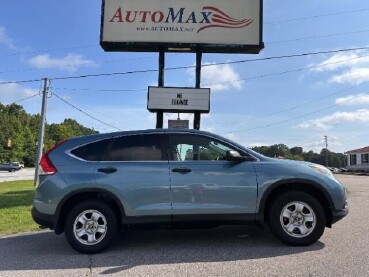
(0, 102, 98, 167)
(252, 144, 347, 168)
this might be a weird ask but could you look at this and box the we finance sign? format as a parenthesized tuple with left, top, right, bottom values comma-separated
(100, 0, 263, 54)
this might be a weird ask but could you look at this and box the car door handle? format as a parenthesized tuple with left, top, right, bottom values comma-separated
(98, 167, 117, 174)
(172, 167, 192, 174)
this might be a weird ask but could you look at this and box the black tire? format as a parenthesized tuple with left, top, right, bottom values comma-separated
(267, 191, 326, 246)
(65, 200, 118, 254)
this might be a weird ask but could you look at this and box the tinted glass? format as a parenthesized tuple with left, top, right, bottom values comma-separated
(105, 134, 165, 161)
(71, 139, 110, 161)
(169, 134, 237, 161)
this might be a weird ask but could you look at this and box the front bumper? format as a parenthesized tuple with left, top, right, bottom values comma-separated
(331, 204, 349, 225)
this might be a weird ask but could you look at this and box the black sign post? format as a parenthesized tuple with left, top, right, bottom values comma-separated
(155, 50, 203, 130)
(194, 50, 202, 130)
(156, 50, 165, 128)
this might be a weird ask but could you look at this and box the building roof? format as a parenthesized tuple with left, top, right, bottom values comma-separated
(346, 146, 369, 154)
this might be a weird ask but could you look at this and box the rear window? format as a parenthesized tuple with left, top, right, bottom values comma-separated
(71, 139, 110, 161)
(105, 134, 165, 161)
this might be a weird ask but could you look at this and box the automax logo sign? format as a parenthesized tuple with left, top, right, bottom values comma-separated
(108, 6, 254, 33)
(101, 0, 263, 53)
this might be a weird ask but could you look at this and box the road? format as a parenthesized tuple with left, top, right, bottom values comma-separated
(0, 175, 368, 277)
(0, 168, 35, 183)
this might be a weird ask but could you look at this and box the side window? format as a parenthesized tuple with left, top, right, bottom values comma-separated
(71, 139, 110, 161)
(169, 134, 237, 161)
(105, 134, 166, 161)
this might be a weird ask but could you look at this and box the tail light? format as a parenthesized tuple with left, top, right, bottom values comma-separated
(39, 140, 69, 175)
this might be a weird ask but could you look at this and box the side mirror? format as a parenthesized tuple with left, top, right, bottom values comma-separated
(226, 151, 249, 162)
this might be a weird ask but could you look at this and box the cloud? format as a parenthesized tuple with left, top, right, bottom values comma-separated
(329, 67, 369, 85)
(311, 51, 369, 72)
(224, 132, 242, 142)
(335, 94, 369, 106)
(27, 53, 97, 72)
(0, 82, 39, 104)
(296, 109, 369, 130)
(80, 106, 155, 132)
(309, 50, 369, 85)
(0, 26, 17, 49)
(187, 62, 243, 92)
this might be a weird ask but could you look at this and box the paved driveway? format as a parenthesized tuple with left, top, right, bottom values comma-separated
(0, 175, 368, 277)
(0, 168, 35, 183)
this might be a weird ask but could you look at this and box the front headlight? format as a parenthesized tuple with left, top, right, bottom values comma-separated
(309, 164, 335, 179)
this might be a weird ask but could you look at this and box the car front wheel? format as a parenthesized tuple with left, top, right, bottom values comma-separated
(268, 191, 326, 246)
(65, 200, 118, 254)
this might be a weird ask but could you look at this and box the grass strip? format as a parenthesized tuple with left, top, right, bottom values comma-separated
(0, 180, 40, 234)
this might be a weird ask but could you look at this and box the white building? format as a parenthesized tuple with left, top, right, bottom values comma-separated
(346, 146, 369, 172)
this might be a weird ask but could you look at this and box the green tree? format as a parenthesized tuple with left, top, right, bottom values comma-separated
(290, 146, 303, 156)
(0, 102, 98, 166)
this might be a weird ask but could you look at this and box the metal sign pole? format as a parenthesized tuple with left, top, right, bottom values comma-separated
(194, 50, 202, 130)
(156, 50, 165, 128)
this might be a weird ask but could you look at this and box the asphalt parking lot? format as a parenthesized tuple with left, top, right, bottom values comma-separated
(0, 175, 368, 277)
(0, 168, 35, 182)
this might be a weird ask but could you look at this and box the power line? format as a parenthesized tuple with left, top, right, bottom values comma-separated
(52, 92, 122, 131)
(0, 78, 42, 85)
(264, 7, 369, 24)
(1, 45, 369, 86)
(51, 68, 161, 81)
(267, 29, 369, 44)
(51, 87, 146, 93)
(0, 44, 98, 58)
(204, 52, 369, 87)
(215, 82, 368, 132)
(227, 93, 367, 134)
(11, 93, 40, 104)
(1, 28, 367, 75)
(46, 46, 369, 81)
(4, 50, 363, 134)
(52, 88, 130, 129)
(50, 52, 369, 95)
(0, 55, 159, 75)
(39, 56, 369, 134)
(209, 47, 369, 66)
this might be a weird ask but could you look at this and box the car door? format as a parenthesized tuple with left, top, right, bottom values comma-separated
(95, 133, 171, 218)
(168, 133, 258, 219)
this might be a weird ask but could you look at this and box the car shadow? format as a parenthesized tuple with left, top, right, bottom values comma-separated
(0, 226, 325, 273)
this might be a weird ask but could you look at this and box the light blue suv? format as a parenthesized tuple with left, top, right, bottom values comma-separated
(32, 129, 348, 253)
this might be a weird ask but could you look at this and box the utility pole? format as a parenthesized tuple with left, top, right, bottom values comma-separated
(34, 78, 49, 185)
(324, 135, 328, 167)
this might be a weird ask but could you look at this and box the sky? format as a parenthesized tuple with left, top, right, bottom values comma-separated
(1, 0, 369, 153)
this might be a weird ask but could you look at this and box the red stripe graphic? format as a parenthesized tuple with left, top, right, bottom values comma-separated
(198, 6, 253, 33)
(212, 14, 250, 24)
(203, 6, 236, 21)
(197, 21, 253, 33)
(213, 18, 253, 26)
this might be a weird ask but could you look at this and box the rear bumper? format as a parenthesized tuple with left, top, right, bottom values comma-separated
(31, 207, 55, 230)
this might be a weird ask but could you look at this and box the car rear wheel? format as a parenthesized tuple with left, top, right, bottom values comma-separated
(268, 191, 326, 246)
(65, 200, 118, 254)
